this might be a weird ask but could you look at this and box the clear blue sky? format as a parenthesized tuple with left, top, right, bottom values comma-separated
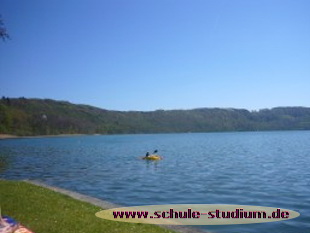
(1, 0, 309, 111)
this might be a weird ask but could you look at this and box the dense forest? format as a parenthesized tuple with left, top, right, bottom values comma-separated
(1, 97, 310, 136)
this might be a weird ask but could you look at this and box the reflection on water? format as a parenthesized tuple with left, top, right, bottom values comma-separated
(0, 131, 310, 233)
(144, 159, 160, 170)
(0, 151, 10, 173)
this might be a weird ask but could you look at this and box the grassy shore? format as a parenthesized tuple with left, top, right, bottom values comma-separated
(0, 180, 175, 233)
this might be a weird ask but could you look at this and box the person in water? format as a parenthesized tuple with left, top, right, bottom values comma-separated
(153, 150, 158, 154)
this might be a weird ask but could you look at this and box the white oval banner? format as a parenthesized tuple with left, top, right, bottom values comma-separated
(95, 204, 300, 225)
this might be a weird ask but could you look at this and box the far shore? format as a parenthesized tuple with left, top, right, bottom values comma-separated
(0, 133, 89, 140)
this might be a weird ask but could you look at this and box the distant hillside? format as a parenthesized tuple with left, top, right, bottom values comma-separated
(1, 97, 310, 136)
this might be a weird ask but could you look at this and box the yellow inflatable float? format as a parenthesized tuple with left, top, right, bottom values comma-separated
(142, 155, 162, 160)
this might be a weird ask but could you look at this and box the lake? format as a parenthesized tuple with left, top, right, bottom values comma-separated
(1, 131, 310, 233)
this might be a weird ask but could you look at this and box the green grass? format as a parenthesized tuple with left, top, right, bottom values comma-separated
(0, 180, 175, 233)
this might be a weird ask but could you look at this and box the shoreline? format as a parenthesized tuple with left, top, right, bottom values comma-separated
(1, 179, 179, 233)
(24, 180, 205, 233)
(1, 130, 309, 140)
(0, 134, 88, 140)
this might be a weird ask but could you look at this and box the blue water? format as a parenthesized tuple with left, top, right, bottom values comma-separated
(1, 131, 310, 233)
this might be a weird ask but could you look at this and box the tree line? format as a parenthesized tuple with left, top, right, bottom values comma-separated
(1, 97, 310, 136)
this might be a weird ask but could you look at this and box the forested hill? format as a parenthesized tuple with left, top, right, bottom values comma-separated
(1, 97, 310, 136)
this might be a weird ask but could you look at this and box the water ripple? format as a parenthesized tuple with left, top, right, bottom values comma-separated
(1, 131, 310, 232)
